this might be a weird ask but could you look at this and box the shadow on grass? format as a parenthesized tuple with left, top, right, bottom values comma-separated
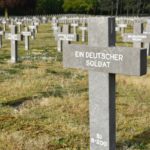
(117, 128, 150, 149)
(0, 61, 6, 64)
(0, 54, 10, 60)
(46, 68, 73, 78)
(1, 96, 34, 108)
(1, 86, 67, 108)
(49, 45, 57, 48)
(12, 64, 38, 70)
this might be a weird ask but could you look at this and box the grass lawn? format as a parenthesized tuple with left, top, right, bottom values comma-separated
(0, 23, 149, 150)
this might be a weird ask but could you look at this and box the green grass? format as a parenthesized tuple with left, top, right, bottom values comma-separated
(0, 23, 149, 150)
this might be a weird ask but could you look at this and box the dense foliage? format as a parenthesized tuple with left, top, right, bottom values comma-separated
(0, 0, 149, 16)
(0, 0, 36, 16)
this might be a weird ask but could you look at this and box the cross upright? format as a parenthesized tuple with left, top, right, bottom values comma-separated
(79, 22, 87, 42)
(63, 17, 147, 150)
(0, 30, 4, 48)
(71, 22, 79, 34)
(57, 26, 62, 52)
(2, 20, 6, 32)
(144, 19, 150, 35)
(52, 23, 59, 40)
(123, 21, 144, 47)
(21, 27, 31, 51)
(143, 20, 150, 55)
(29, 25, 36, 39)
(5, 25, 22, 63)
(16, 21, 22, 33)
(34, 22, 39, 33)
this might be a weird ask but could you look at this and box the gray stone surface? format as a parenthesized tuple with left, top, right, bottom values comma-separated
(88, 17, 115, 47)
(89, 72, 115, 150)
(144, 43, 150, 55)
(133, 22, 143, 48)
(63, 44, 147, 76)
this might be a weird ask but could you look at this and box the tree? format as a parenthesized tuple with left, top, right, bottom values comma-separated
(0, 0, 149, 16)
(0, 0, 20, 17)
(36, 0, 64, 14)
(88, 0, 99, 14)
(0, 0, 36, 17)
(23, 0, 37, 15)
(63, 0, 92, 14)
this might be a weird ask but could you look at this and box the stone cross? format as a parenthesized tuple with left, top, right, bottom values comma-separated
(79, 23, 87, 42)
(5, 25, 22, 63)
(144, 19, 150, 35)
(123, 22, 150, 55)
(34, 22, 39, 33)
(71, 23, 78, 34)
(21, 27, 31, 51)
(52, 23, 58, 40)
(2, 20, 6, 32)
(143, 20, 150, 55)
(57, 24, 78, 52)
(123, 21, 143, 45)
(0, 31, 4, 48)
(42, 17, 47, 24)
(10, 19, 14, 25)
(57, 26, 62, 52)
(63, 17, 147, 150)
(52, 17, 57, 24)
(29, 25, 36, 39)
(133, 21, 143, 48)
(115, 26, 120, 32)
(16, 21, 22, 33)
(117, 23, 127, 36)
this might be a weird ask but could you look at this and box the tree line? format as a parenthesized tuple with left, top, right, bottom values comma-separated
(0, 0, 150, 17)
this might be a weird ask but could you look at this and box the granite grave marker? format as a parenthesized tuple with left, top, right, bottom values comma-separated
(63, 17, 147, 150)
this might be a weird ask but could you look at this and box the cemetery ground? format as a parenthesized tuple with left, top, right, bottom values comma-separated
(0, 23, 149, 150)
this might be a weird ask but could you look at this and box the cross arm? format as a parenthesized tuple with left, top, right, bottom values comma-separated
(123, 33, 150, 42)
(63, 44, 147, 76)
